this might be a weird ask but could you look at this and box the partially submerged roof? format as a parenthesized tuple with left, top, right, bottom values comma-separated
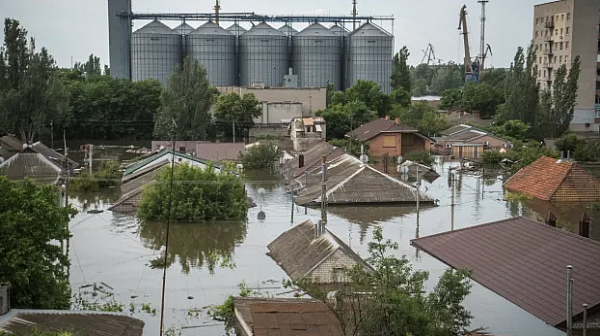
(233, 297, 343, 336)
(124, 149, 216, 176)
(32, 141, 79, 169)
(347, 118, 419, 142)
(0, 309, 144, 336)
(504, 156, 600, 202)
(412, 217, 600, 328)
(268, 220, 373, 282)
(284, 141, 345, 179)
(294, 154, 435, 206)
(0, 147, 62, 182)
(0, 135, 24, 150)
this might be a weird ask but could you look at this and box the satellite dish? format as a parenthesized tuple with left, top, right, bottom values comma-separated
(398, 165, 409, 174)
(397, 156, 403, 164)
(400, 173, 409, 181)
(359, 154, 369, 163)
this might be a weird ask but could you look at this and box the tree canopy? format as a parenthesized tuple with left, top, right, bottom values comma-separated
(391, 46, 411, 94)
(214, 92, 262, 140)
(0, 177, 76, 309)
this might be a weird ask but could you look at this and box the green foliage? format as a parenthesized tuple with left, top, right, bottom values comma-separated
(419, 109, 450, 136)
(484, 143, 558, 173)
(403, 150, 434, 166)
(214, 92, 262, 140)
(70, 173, 99, 192)
(318, 101, 377, 140)
(440, 83, 504, 118)
(412, 62, 464, 97)
(137, 163, 247, 222)
(344, 80, 392, 117)
(0, 330, 74, 336)
(555, 133, 584, 153)
(479, 67, 508, 89)
(0, 177, 76, 309)
(573, 140, 600, 162)
(0, 19, 70, 143)
(209, 281, 259, 334)
(330, 227, 472, 336)
(154, 57, 217, 140)
(439, 88, 462, 110)
(392, 102, 449, 136)
(239, 141, 280, 171)
(73, 54, 103, 76)
(391, 46, 411, 94)
(70, 160, 122, 192)
(65, 75, 162, 140)
(390, 88, 411, 108)
(326, 82, 336, 108)
(505, 192, 533, 201)
(491, 120, 530, 141)
(482, 150, 504, 164)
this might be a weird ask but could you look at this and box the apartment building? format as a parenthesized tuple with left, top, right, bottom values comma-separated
(533, 0, 600, 132)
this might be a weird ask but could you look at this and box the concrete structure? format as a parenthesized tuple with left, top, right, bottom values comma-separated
(151, 141, 245, 161)
(288, 116, 327, 151)
(533, 0, 600, 132)
(216, 86, 326, 122)
(108, 0, 132, 79)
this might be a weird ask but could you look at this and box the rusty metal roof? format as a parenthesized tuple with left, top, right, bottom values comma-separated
(504, 156, 600, 202)
(412, 217, 600, 327)
(233, 297, 343, 336)
(347, 118, 419, 142)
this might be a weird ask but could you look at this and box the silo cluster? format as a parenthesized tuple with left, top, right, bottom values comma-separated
(130, 20, 393, 92)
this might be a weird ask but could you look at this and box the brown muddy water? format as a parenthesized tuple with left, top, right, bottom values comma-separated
(67, 158, 598, 336)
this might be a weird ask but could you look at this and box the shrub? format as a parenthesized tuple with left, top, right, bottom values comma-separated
(403, 150, 434, 166)
(505, 192, 533, 201)
(70, 172, 99, 192)
(137, 163, 247, 222)
(482, 150, 504, 164)
(239, 141, 280, 171)
(96, 160, 122, 187)
(573, 140, 600, 162)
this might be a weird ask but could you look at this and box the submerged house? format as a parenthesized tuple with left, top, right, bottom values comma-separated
(293, 153, 435, 206)
(435, 124, 511, 158)
(233, 297, 343, 336)
(268, 220, 373, 283)
(283, 141, 345, 180)
(412, 217, 600, 331)
(504, 156, 600, 203)
(0, 147, 63, 183)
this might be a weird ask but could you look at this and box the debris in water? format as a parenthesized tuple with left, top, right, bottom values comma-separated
(131, 295, 138, 299)
(87, 209, 103, 214)
(187, 296, 194, 300)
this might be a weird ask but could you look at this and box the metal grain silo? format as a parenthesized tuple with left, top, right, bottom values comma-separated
(278, 24, 298, 37)
(186, 21, 236, 86)
(346, 22, 393, 92)
(131, 20, 182, 86)
(226, 23, 247, 36)
(174, 23, 194, 35)
(293, 23, 341, 89)
(329, 24, 349, 37)
(239, 22, 288, 87)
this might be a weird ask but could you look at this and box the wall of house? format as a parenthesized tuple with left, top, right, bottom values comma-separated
(401, 133, 428, 154)
(369, 133, 429, 159)
(452, 145, 483, 159)
(309, 249, 359, 283)
(473, 135, 511, 150)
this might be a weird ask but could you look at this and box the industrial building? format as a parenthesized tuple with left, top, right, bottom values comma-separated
(532, 0, 600, 132)
(107, 0, 395, 91)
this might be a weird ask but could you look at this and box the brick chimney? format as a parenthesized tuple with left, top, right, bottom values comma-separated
(395, 117, 400, 125)
(385, 115, 390, 120)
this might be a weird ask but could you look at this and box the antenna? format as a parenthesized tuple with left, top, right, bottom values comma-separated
(214, 0, 221, 25)
(478, 0, 489, 71)
(352, 0, 358, 31)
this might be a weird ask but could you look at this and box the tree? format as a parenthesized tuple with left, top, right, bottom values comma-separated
(573, 140, 600, 162)
(0, 177, 76, 309)
(390, 88, 411, 108)
(391, 46, 411, 93)
(345, 80, 392, 117)
(439, 88, 463, 110)
(137, 163, 247, 222)
(461, 83, 505, 118)
(214, 92, 262, 140)
(555, 133, 584, 153)
(326, 82, 336, 108)
(0, 19, 69, 143)
(492, 119, 530, 141)
(239, 141, 281, 171)
(154, 57, 216, 140)
(430, 62, 464, 95)
(419, 109, 450, 136)
(479, 67, 508, 89)
(73, 54, 102, 76)
(317, 104, 351, 140)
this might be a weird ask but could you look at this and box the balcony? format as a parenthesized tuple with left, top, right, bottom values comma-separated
(543, 63, 553, 69)
(595, 103, 600, 111)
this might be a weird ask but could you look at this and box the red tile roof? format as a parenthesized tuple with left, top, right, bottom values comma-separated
(348, 118, 419, 142)
(412, 217, 600, 327)
(504, 156, 600, 202)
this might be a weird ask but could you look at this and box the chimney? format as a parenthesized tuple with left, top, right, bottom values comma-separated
(395, 117, 400, 125)
(0, 283, 10, 316)
(385, 115, 390, 120)
(546, 211, 557, 227)
(579, 213, 591, 238)
(567, 150, 571, 160)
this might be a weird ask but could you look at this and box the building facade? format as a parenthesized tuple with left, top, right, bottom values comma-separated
(533, 0, 600, 132)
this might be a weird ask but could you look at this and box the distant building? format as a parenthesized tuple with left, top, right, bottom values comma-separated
(268, 220, 373, 283)
(504, 156, 600, 203)
(412, 216, 600, 330)
(533, 0, 600, 132)
(435, 124, 511, 159)
(233, 297, 344, 336)
(288, 116, 327, 151)
(150, 141, 245, 162)
(347, 117, 433, 160)
(411, 95, 442, 109)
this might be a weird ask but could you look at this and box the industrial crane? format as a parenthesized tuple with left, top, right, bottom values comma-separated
(480, 44, 492, 70)
(458, 5, 479, 83)
(421, 43, 436, 65)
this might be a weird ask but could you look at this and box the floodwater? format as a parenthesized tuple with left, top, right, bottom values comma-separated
(67, 156, 599, 336)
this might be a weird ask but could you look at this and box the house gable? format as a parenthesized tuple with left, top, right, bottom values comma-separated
(308, 249, 360, 283)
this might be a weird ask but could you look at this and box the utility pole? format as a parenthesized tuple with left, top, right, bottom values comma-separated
(352, 0, 358, 31)
(232, 119, 236, 143)
(416, 164, 420, 213)
(478, 0, 489, 71)
(320, 156, 328, 235)
(451, 172, 455, 231)
(289, 168, 294, 224)
(50, 120, 54, 149)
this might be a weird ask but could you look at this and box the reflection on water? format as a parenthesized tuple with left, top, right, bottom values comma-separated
(70, 190, 120, 212)
(139, 220, 248, 275)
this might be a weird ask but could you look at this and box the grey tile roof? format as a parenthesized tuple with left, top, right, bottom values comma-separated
(347, 118, 419, 142)
(0, 148, 62, 182)
(32, 141, 79, 169)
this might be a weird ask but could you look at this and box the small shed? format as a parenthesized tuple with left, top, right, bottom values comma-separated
(0, 147, 62, 183)
(504, 156, 600, 203)
(268, 220, 373, 283)
(233, 297, 343, 336)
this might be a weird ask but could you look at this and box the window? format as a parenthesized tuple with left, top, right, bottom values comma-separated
(566, 41, 569, 49)
(561, 28, 563, 35)
(544, 56, 547, 63)
(567, 13, 570, 20)
(555, 29, 558, 35)
(561, 14, 564, 20)
(560, 42, 563, 50)
(565, 56, 568, 63)
(383, 135, 396, 148)
(536, 18, 540, 24)
(550, 29, 553, 36)
(536, 31, 539, 38)
(539, 70, 542, 77)
(179, 146, 186, 152)
(544, 70, 547, 77)
(554, 56, 557, 64)
(560, 55, 563, 62)
(566, 27, 570, 35)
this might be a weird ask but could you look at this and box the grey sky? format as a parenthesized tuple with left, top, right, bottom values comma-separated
(1, 0, 543, 69)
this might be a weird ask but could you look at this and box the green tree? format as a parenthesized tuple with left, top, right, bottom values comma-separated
(554, 133, 584, 153)
(73, 54, 102, 76)
(536, 57, 581, 138)
(0, 177, 76, 309)
(440, 88, 463, 110)
(0, 19, 70, 143)
(154, 57, 216, 140)
(492, 119, 530, 141)
(326, 82, 337, 108)
(316, 104, 351, 140)
(214, 92, 262, 140)
(239, 141, 280, 171)
(430, 62, 464, 95)
(391, 46, 411, 93)
(573, 140, 600, 162)
(345, 80, 392, 117)
(419, 109, 450, 136)
(137, 163, 247, 222)
(461, 83, 505, 118)
(390, 88, 411, 108)
(479, 67, 508, 89)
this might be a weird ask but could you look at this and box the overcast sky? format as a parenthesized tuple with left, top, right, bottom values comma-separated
(1, 0, 544, 69)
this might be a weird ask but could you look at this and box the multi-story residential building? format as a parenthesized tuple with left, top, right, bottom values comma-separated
(533, 0, 600, 132)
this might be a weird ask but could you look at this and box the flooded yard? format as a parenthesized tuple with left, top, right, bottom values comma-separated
(67, 156, 598, 336)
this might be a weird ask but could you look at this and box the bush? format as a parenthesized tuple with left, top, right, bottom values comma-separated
(70, 172, 99, 192)
(70, 160, 122, 192)
(573, 140, 600, 162)
(239, 141, 280, 171)
(482, 150, 504, 164)
(137, 163, 247, 222)
(403, 150, 434, 166)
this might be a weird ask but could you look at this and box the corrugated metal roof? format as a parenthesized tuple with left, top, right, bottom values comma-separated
(243, 22, 286, 37)
(348, 21, 392, 37)
(191, 21, 233, 36)
(296, 23, 336, 37)
(412, 217, 600, 327)
(504, 156, 600, 202)
(267, 220, 372, 282)
(226, 23, 247, 35)
(174, 22, 195, 34)
(0, 149, 62, 182)
(133, 20, 177, 35)
(123, 149, 216, 176)
(277, 24, 298, 36)
(329, 24, 349, 36)
(233, 298, 343, 336)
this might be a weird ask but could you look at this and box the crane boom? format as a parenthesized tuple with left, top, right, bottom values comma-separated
(458, 5, 472, 76)
(481, 44, 492, 70)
